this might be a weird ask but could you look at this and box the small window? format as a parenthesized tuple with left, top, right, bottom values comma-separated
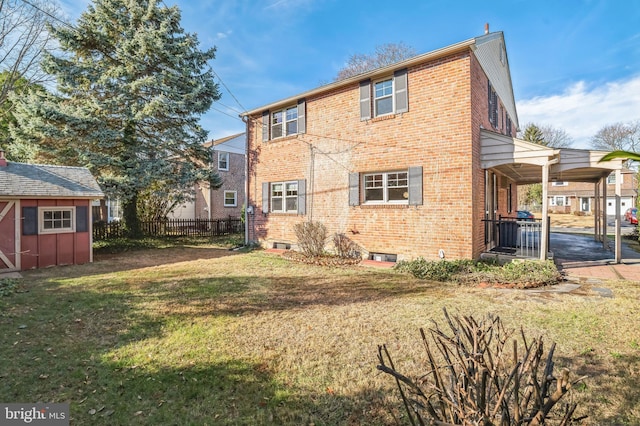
(607, 173, 622, 185)
(218, 152, 229, 171)
(40, 207, 75, 234)
(224, 191, 237, 207)
(374, 78, 394, 117)
(271, 181, 298, 213)
(364, 171, 408, 204)
(552, 181, 568, 186)
(271, 106, 298, 139)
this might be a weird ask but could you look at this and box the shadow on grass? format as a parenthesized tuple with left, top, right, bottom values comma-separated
(555, 352, 640, 424)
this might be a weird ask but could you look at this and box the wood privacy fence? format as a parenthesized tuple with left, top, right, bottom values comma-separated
(93, 218, 244, 240)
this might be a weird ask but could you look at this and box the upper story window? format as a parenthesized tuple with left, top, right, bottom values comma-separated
(218, 152, 229, 171)
(262, 100, 306, 142)
(607, 173, 622, 185)
(488, 81, 498, 128)
(364, 171, 409, 204)
(374, 79, 394, 116)
(552, 181, 568, 186)
(359, 68, 408, 120)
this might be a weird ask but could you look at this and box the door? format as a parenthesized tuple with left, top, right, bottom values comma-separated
(0, 200, 20, 271)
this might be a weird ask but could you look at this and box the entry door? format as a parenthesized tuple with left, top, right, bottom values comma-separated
(0, 200, 20, 271)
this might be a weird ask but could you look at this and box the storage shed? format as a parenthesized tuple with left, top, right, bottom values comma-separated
(0, 151, 104, 271)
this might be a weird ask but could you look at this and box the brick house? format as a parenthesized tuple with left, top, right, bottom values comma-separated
(547, 169, 637, 216)
(241, 29, 626, 262)
(169, 133, 246, 220)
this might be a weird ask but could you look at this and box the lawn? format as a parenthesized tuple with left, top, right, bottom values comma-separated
(1, 242, 639, 425)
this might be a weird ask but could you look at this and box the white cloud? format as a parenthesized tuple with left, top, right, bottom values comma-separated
(517, 75, 640, 149)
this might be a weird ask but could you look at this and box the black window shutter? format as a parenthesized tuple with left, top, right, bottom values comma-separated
(297, 179, 306, 215)
(408, 166, 423, 206)
(297, 99, 306, 134)
(262, 182, 270, 213)
(394, 68, 408, 113)
(487, 81, 493, 126)
(349, 172, 360, 206)
(76, 206, 88, 232)
(262, 110, 270, 142)
(359, 80, 371, 121)
(22, 206, 38, 235)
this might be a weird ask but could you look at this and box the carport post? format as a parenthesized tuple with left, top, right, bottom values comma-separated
(540, 158, 557, 260)
(615, 168, 622, 263)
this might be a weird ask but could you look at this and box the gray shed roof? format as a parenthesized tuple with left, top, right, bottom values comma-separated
(0, 162, 104, 199)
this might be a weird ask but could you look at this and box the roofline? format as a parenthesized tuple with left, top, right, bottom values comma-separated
(0, 195, 103, 200)
(241, 37, 476, 117)
(203, 132, 245, 148)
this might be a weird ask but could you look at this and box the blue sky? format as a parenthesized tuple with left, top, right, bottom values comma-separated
(59, 0, 640, 149)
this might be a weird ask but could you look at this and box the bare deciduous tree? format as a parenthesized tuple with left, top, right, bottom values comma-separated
(334, 42, 416, 81)
(0, 0, 60, 112)
(590, 121, 640, 152)
(519, 122, 573, 148)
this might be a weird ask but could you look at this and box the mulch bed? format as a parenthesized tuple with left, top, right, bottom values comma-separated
(281, 251, 363, 267)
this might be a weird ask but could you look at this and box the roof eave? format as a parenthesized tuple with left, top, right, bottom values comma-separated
(241, 38, 476, 117)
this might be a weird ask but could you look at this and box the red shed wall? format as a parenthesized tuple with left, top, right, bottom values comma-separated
(20, 199, 93, 270)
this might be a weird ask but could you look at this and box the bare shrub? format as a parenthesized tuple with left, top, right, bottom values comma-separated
(293, 221, 327, 257)
(332, 233, 361, 259)
(377, 308, 587, 425)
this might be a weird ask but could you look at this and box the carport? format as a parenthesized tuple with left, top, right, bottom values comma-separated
(481, 129, 626, 263)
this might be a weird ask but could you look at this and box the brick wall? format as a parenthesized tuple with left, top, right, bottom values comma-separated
(247, 49, 516, 260)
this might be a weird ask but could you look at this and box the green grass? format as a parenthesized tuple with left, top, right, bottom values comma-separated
(1, 244, 639, 424)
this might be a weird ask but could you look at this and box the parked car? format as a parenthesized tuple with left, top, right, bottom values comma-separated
(516, 210, 535, 221)
(624, 208, 638, 225)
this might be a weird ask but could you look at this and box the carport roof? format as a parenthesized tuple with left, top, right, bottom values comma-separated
(480, 129, 624, 184)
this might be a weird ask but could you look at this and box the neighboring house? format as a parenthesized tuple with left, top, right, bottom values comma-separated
(169, 133, 246, 220)
(547, 169, 638, 216)
(241, 28, 624, 262)
(0, 150, 104, 271)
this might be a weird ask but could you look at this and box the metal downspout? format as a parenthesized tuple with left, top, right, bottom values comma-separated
(242, 116, 250, 247)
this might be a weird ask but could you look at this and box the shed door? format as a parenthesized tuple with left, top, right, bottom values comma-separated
(0, 200, 20, 271)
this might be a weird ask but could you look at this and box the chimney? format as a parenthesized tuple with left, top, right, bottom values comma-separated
(0, 149, 6, 167)
(485, 23, 490, 34)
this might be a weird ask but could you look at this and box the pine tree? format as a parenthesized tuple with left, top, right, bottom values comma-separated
(11, 0, 222, 236)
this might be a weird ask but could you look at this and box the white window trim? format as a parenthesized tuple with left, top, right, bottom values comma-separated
(373, 77, 394, 118)
(552, 181, 568, 186)
(224, 190, 237, 207)
(218, 152, 229, 171)
(39, 206, 75, 234)
(550, 196, 567, 207)
(363, 171, 409, 205)
(270, 181, 298, 213)
(607, 174, 622, 184)
(271, 106, 298, 139)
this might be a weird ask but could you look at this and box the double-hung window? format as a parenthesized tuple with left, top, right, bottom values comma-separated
(271, 181, 298, 213)
(364, 171, 409, 204)
(218, 152, 229, 171)
(224, 191, 237, 207)
(374, 79, 394, 116)
(270, 106, 299, 139)
(359, 68, 408, 120)
(550, 196, 567, 207)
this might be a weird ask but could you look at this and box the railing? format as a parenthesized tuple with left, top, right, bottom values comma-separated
(484, 216, 546, 259)
(93, 217, 244, 241)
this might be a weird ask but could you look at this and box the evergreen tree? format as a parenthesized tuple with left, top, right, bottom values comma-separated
(522, 123, 545, 145)
(11, 0, 222, 236)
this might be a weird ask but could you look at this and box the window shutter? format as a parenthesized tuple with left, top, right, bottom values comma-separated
(359, 80, 371, 121)
(297, 179, 306, 215)
(76, 206, 88, 232)
(394, 68, 408, 113)
(349, 172, 360, 206)
(22, 207, 38, 235)
(408, 166, 423, 206)
(262, 182, 270, 213)
(262, 110, 270, 142)
(297, 99, 306, 134)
